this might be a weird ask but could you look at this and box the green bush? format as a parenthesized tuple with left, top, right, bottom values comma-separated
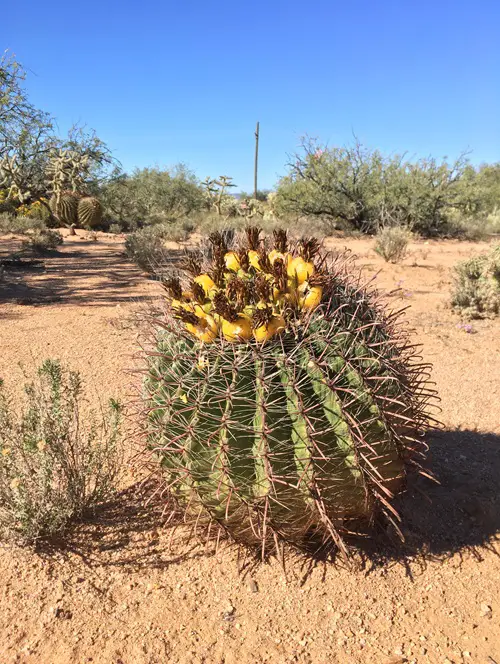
(374, 226, 412, 263)
(451, 245, 500, 319)
(125, 226, 166, 272)
(0, 360, 122, 544)
(101, 165, 205, 227)
(275, 138, 481, 236)
(108, 222, 125, 234)
(23, 229, 63, 253)
(445, 210, 500, 241)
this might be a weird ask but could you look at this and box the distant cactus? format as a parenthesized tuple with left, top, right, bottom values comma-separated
(78, 196, 103, 228)
(46, 149, 90, 196)
(49, 191, 80, 226)
(451, 245, 500, 318)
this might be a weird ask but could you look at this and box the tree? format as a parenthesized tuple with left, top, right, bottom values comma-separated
(0, 53, 115, 217)
(100, 164, 205, 227)
(275, 137, 480, 235)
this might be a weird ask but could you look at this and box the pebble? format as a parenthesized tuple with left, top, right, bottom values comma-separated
(480, 603, 492, 618)
(247, 579, 258, 593)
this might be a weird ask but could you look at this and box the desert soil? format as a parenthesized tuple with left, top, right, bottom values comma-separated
(0, 230, 499, 664)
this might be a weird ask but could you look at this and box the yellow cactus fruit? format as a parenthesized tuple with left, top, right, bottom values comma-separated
(300, 285, 323, 311)
(185, 314, 218, 343)
(194, 274, 216, 295)
(171, 299, 192, 311)
(224, 251, 241, 272)
(287, 256, 314, 285)
(269, 250, 292, 266)
(268, 249, 284, 265)
(221, 315, 252, 342)
(248, 250, 262, 271)
(253, 314, 286, 343)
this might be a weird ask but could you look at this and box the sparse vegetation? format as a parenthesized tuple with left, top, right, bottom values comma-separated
(22, 229, 63, 254)
(451, 245, 500, 319)
(0, 212, 46, 234)
(0, 360, 122, 544)
(124, 221, 195, 273)
(374, 226, 412, 263)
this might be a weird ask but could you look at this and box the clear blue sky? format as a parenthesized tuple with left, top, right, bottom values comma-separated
(3, 0, 500, 191)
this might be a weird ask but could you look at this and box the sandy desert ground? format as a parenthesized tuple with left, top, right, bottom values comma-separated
(0, 230, 498, 664)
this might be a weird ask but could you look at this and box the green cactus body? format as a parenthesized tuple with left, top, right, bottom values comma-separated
(77, 197, 103, 228)
(143, 229, 435, 554)
(49, 191, 79, 226)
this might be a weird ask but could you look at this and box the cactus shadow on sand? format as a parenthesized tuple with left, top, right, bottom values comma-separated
(348, 428, 500, 572)
(35, 429, 500, 574)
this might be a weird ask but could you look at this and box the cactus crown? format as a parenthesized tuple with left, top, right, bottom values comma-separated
(145, 229, 438, 559)
(163, 226, 330, 344)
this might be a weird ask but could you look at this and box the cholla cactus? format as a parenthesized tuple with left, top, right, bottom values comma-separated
(238, 198, 265, 219)
(46, 149, 91, 201)
(202, 176, 237, 217)
(0, 155, 30, 203)
(143, 228, 437, 557)
(451, 245, 500, 318)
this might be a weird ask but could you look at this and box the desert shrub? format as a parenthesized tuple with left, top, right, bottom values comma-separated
(108, 222, 124, 234)
(23, 228, 63, 253)
(16, 199, 51, 221)
(0, 212, 46, 234)
(275, 138, 480, 236)
(0, 360, 122, 544)
(451, 245, 500, 319)
(441, 208, 500, 241)
(374, 226, 412, 262)
(101, 165, 204, 227)
(125, 226, 166, 272)
(125, 221, 194, 273)
(195, 212, 247, 236)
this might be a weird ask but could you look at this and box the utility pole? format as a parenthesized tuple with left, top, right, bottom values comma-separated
(254, 121, 259, 199)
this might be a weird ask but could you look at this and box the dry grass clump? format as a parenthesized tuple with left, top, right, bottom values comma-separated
(374, 226, 412, 263)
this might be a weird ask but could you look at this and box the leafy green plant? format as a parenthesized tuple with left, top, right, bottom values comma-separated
(451, 245, 500, 319)
(0, 360, 122, 544)
(101, 165, 205, 227)
(374, 226, 412, 263)
(142, 229, 436, 558)
(275, 137, 481, 236)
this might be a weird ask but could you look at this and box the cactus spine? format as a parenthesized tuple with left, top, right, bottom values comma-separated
(144, 229, 437, 557)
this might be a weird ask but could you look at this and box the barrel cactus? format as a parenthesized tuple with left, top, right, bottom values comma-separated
(49, 190, 79, 226)
(143, 228, 436, 557)
(78, 196, 103, 229)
